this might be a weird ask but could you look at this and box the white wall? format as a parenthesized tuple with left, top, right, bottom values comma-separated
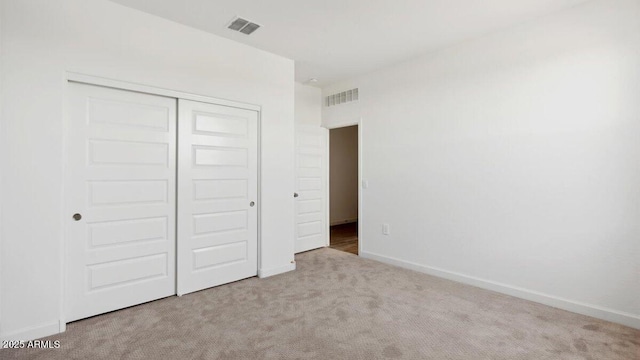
(323, 0, 640, 328)
(322, 82, 361, 129)
(295, 83, 322, 126)
(330, 126, 358, 225)
(0, 0, 295, 340)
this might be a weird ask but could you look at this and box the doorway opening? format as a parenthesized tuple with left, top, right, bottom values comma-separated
(329, 125, 359, 255)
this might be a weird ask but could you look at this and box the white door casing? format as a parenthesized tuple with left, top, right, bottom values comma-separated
(177, 99, 258, 296)
(294, 125, 329, 253)
(65, 83, 177, 322)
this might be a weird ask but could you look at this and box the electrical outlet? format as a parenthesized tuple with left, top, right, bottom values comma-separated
(382, 223, 390, 235)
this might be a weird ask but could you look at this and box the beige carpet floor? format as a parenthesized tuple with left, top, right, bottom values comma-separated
(2, 248, 639, 359)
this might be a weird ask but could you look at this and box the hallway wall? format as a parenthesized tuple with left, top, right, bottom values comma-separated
(330, 126, 358, 225)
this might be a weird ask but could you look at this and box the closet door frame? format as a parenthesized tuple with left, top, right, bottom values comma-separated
(62, 72, 262, 325)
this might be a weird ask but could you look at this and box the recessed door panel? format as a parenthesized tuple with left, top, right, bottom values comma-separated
(88, 97, 170, 131)
(193, 210, 248, 235)
(193, 179, 248, 200)
(88, 180, 168, 206)
(193, 146, 248, 167)
(194, 112, 248, 136)
(88, 217, 168, 248)
(88, 140, 169, 166)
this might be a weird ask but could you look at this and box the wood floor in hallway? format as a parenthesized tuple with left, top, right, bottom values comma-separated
(329, 222, 358, 255)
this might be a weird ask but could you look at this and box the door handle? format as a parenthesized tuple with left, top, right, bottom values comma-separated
(294, 193, 299, 198)
(72, 213, 82, 221)
(250, 201, 255, 207)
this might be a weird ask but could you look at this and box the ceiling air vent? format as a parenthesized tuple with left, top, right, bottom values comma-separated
(326, 88, 359, 107)
(227, 17, 261, 35)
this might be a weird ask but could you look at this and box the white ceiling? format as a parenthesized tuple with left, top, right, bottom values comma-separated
(110, 0, 589, 87)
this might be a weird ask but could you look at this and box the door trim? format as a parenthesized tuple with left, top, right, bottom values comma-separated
(62, 72, 262, 325)
(325, 118, 363, 255)
(67, 72, 261, 112)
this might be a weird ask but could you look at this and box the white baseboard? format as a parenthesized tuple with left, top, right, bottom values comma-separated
(330, 218, 358, 226)
(258, 262, 296, 278)
(0, 320, 64, 341)
(360, 251, 640, 330)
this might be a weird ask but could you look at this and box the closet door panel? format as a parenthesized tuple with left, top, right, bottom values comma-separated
(177, 100, 258, 295)
(66, 83, 176, 322)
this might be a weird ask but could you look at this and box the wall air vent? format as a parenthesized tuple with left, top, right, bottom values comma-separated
(227, 17, 261, 35)
(325, 88, 358, 107)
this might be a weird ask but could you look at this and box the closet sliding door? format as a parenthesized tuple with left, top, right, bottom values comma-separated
(66, 80, 260, 322)
(66, 83, 177, 322)
(177, 100, 259, 296)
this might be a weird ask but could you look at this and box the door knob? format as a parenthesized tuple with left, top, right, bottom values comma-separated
(72, 213, 82, 221)
(294, 193, 299, 198)
(250, 201, 255, 207)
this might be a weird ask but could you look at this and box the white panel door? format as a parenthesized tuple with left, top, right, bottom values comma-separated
(177, 99, 258, 296)
(294, 125, 328, 253)
(66, 83, 176, 322)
